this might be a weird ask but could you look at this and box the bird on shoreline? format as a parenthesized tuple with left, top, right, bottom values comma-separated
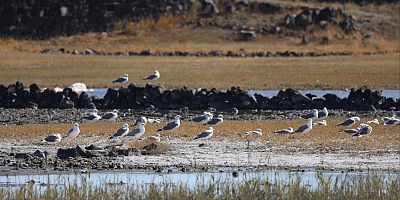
(318, 107, 329, 120)
(42, 134, 62, 143)
(301, 109, 318, 120)
(65, 123, 80, 139)
(274, 127, 294, 134)
(294, 119, 313, 134)
(157, 115, 181, 132)
(245, 128, 263, 136)
(112, 74, 128, 84)
(192, 112, 213, 125)
(143, 71, 160, 81)
(193, 127, 214, 140)
(82, 109, 101, 122)
(101, 109, 118, 121)
(352, 123, 372, 137)
(337, 116, 360, 127)
(126, 123, 146, 139)
(206, 114, 223, 126)
(110, 123, 129, 139)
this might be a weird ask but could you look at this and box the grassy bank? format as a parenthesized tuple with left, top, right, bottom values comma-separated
(0, 172, 398, 200)
(0, 52, 399, 90)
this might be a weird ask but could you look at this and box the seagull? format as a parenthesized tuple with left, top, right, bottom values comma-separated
(245, 128, 263, 136)
(273, 127, 294, 134)
(383, 118, 400, 126)
(147, 118, 162, 124)
(101, 109, 118, 121)
(110, 123, 129, 139)
(143, 70, 160, 81)
(133, 116, 148, 127)
(126, 123, 145, 139)
(82, 109, 101, 122)
(313, 120, 327, 126)
(301, 109, 318, 120)
(206, 114, 223, 126)
(337, 116, 360, 127)
(294, 119, 313, 134)
(339, 128, 360, 134)
(367, 119, 379, 125)
(148, 133, 161, 142)
(193, 127, 214, 140)
(352, 124, 372, 137)
(42, 134, 62, 143)
(157, 115, 181, 132)
(112, 74, 129, 84)
(192, 112, 213, 124)
(231, 107, 239, 116)
(66, 123, 80, 139)
(318, 107, 329, 119)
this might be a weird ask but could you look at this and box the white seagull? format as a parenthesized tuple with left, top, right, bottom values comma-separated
(352, 123, 372, 137)
(337, 116, 360, 127)
(206, 114, 223, 126)
(192, 112, 213, 124)
(101, 109, 118, 121)
(318, 107, 329, 119)
(126, 123, 146, 139)
(42, 134, 62, 143)
(339, 128, 360, 134)
(82, 109, 101, 122)
(274, 127, 294, 134)
(367, 119, 379, 125)
(133, 116, 148, 126)
(313, 120, 327, 126)
(66, 123, 80, 139)
(294, 119, 313, 134)
(110, 123, 129, 139)
(301, 109, 319, 120)
(148, 133, 161, 142)
(112, 74, 129, 84)
(157, 115, 181, 132)
(383, 118, 400, 126)
(245, 128, 263, 136)
(193, 127, 214, 140)
(143, 71, 160, 81)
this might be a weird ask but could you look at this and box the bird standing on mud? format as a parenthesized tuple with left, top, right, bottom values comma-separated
(193, 127, 214, 140)
(157, 115, 181, 132)
(110, 123, 129, 139)
(294, 119, 313, 134)
(126, 123, 146, 139)
(66, 123, 80, 139)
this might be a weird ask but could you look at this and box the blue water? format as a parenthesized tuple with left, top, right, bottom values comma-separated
(0, 170, 395, 190)
(87, 88, 400, 99)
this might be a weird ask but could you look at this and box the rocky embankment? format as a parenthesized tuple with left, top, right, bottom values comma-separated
(0, 81, 398, 111)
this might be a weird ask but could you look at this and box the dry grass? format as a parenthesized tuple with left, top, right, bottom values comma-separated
(0, 52, 398, 89)
(0, 118, 398, 151)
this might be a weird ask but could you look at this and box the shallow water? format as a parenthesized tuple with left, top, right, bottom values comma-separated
(87, 88, 400, 99)
(0, 170, 395, 190)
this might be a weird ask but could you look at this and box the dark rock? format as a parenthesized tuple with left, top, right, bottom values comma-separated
(57, 148, 80, 159)
(32, 149, 47, 158)
(15, 152, 31, 159)
(257, 2, 281, 14)
(112, 147, 141, 156)
(86, 150, 108, 158)
(85, 144, 103, 151)
(29, 84, 41, 94)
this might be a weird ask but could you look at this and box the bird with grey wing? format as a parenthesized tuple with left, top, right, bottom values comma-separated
(317, 107, 329, 120)
(65, 123, 80, 139)
(383, 117, 400, 126)
(294, 119, 313, 134)
(313, 120, 327, 126)
(192, 112, 212, 125)
(82, 109, 101, 122)
(193, 127, 214, 140)
(301, 109, 318, 120)
(206, 114, 223, 126)
(110, 123, 129, 139)
(112, 74, 129, 84)
(157, 115, 181, 132)
(133, 116, 148, 127)
(143, 71, 160, 81)
(274, 127, 294, 134)
(42, 134, 62, 143)
(352, 124, 372, 137)
(337, 116, 360, 127)
(245, 128, 263, 136)
(101, 109, 118, 121)
(339, 128, 360, 134)
(126, 123, 146, 140)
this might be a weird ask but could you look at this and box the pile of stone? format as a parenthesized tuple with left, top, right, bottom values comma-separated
(0, 81, 398, 111)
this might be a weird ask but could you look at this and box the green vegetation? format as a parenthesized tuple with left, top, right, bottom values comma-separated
(0, 172, 398, 200)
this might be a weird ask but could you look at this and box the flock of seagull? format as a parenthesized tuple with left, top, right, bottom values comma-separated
(42, 72, 400, 144)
